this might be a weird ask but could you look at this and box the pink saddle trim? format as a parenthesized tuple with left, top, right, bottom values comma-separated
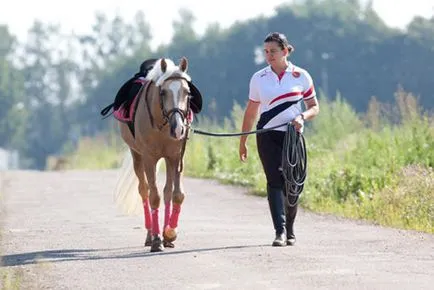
(113, 79, 149, 123)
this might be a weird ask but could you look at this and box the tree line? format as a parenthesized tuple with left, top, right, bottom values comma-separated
(0, 0, 433, 169)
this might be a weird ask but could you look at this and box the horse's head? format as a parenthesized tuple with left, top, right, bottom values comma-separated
(150, 57, 192, 140)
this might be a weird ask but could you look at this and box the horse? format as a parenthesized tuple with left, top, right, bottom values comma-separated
(113, 57, 201, 252)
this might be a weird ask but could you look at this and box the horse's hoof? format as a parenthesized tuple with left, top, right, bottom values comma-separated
(163, 240, 175, 248)
(163, 226, 177, 243)
(144, 231, 152, 247)
(150, 235, 164, 252)
(150, 244, 164, 252)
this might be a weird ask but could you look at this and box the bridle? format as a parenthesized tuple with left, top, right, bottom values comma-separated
(159, 76, 191, 130)
(146, 75, 191, 130)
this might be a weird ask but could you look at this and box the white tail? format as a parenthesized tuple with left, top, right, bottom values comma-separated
(113, 150, 162, 216)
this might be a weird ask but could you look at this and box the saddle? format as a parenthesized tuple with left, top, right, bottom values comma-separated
(113, 79, 150, 138)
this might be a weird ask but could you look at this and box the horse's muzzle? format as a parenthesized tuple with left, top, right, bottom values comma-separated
(169, 112, 186, 140)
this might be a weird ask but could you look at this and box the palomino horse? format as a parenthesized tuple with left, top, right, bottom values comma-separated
(114, 57, 200, 252)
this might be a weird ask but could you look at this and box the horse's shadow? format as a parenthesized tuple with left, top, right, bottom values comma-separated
(1, 244, 268, 267)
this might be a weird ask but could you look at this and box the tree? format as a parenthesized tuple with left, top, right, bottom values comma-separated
(76, 12, 153, 135)
(171, 9, 197, 46)
(18, 21, 77, 168)
(407, 16, 434, 49)
(0, 25, 25, 150)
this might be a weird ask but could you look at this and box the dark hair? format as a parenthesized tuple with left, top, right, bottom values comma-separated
(264, 32, 294, 54)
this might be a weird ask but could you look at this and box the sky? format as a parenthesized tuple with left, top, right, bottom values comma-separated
(1, 0, 433, 49)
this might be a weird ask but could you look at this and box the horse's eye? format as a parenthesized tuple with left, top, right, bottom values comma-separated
(160, 90, 166, 97)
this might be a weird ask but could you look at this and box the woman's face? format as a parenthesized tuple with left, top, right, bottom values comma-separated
(263, 41, 287, 67)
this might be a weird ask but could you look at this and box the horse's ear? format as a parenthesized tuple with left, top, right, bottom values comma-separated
(161, 58, 167, 73)
(179, 57, 188, 72)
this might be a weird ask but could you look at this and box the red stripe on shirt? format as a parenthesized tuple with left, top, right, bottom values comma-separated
(303, 86, 314, 99)
(269, 91, 302, 105)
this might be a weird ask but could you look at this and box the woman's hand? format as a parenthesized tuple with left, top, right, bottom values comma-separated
(239, 142, 248, 162)
(292, 114, 305, 132)
(239, 100, 259, 162)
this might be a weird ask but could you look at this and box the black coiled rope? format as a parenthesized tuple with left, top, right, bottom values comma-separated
(280, 124, 307, 207)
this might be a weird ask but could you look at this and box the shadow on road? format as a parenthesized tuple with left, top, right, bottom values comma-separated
(1, 244, 268, 266)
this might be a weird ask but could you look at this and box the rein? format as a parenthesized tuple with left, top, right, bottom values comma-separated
(189, 122, 289, 137)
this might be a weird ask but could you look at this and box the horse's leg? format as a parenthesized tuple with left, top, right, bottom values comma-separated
(131, 149, 152, 247)
(144, 157, 163, 252)
(164, 157, 185, 243)
(162, 158, 175, 248)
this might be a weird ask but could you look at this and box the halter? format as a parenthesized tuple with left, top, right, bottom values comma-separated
(146, 75, 191, 130)
(159, 76, 191, 130)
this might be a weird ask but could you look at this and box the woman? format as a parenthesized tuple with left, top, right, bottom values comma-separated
(239, 32, 320, 246)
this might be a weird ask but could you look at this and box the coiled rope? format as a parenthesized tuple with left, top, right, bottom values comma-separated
(281, 124, 307, 207)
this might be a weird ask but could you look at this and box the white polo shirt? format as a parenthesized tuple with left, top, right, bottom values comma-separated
(249, 62, 316, 131)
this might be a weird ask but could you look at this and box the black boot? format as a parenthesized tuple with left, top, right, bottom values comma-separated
(285, 202, 298, 246)
(267, 185, 287, 247)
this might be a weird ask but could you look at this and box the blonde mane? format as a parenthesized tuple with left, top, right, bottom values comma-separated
(145, 58, 191, 86)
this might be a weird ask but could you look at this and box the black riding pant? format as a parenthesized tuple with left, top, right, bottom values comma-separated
(256, 130, 285, 188)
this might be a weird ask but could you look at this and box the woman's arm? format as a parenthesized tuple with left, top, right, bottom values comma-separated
(301, 96, 320, 120)
(292, 96, 320, 131)
(239, 100, 260, 161)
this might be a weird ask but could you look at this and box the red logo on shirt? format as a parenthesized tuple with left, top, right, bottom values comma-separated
(292, 71, 300, 78)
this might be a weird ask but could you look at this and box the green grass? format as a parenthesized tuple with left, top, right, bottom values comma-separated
(64, 134, 125, 170)
(67, 89, 434, 233)
(1, 270, 23, 290)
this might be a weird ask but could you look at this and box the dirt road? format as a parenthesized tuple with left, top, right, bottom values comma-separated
(1, 170, 433, 289)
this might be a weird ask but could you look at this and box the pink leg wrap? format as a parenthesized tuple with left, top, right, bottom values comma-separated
(169, 204, 181, 229)
(143, 199, 152, 230)
(151, 209, 160, 235)
(164, 201, 171, 228)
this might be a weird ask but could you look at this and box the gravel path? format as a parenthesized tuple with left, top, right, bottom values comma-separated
(1, 170, 433, 289)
